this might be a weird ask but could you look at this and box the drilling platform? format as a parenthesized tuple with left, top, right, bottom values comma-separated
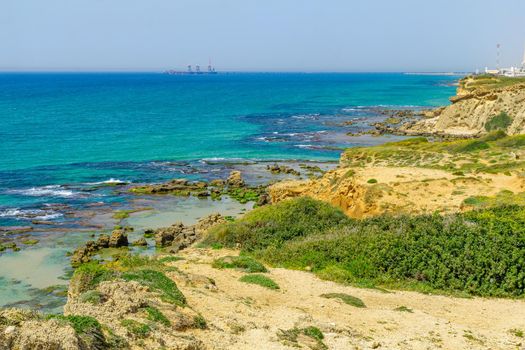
(165, 61, 217, 75)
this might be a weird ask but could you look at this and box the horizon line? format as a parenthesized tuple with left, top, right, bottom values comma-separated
(0, 70, 471, 74)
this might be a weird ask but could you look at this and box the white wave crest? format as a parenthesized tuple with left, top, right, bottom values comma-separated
(8, 185, 77, 198)
(87, 178, 129, 185)
(0, 208, 63, 220)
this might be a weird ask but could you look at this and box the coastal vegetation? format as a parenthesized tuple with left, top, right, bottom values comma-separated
(212, 255, 268, 273)
(239, 274, 280, 290)
(72, 255, 186, 306)
(485, 112, 512, 132)
(320, 293, 366, 308)
(341, 132, 525, 174)
(277, 326, 326, 349)
(459, 74, 525, 92)
(207, 197, 525, 297)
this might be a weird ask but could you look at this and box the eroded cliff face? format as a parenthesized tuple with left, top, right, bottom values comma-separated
(402, 76, 525, 137)
(268, 166, 525, 218)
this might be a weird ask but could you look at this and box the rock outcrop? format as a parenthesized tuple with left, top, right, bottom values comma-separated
(226, 170, 245, 187)
(154, 213, 226, 252)
(402, 76, 525, 137)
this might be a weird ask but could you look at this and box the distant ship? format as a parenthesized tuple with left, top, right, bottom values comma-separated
(165, 63, 217, 75)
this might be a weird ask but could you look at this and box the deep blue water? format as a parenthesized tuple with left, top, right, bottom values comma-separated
(0, 72, 459, 225)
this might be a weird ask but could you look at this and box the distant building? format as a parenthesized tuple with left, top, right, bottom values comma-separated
(484, 44, 525, 77)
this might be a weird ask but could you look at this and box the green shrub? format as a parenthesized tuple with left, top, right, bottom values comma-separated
(212, 255, 268, 273)
(47, 315, 102, 335)
(144, 306, 170, 327)
(208, 198, 525, 297)
(71, 262, 115, 293)
(453, 140, 489, 153)
(480, 130, 507, 141)
(485, 112, 512, 131)
(193, 315, 207, 329)
(367, 178, 378, 184)
(122, 269, 186, 306)
(239, 274, 279, 290)
(121, 319, 151, 338)
(207, 197, 350, 251)
(277, 327, 326, 349)
(158, 256, 184, 264)
(496, 134, 525, 148)
(79, 290, 102, 304)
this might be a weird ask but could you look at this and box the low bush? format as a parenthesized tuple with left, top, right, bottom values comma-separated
(212, 255, 267, 273)
(207, 197, 351, 251)
(207, 198, 525, 297)
(485, 112, 512, 132)
(239, 274, 279, 290)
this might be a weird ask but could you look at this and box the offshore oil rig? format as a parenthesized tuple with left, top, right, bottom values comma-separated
(165, 60, 217, 75)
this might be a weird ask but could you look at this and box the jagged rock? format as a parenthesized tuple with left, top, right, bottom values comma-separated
(0, 318, 81, 350)
(267, 164, 301, 176)
(209, 179, 225, 187)
(154, 222, 184, 247)
(257, 193, 271, 206)
(109, 229, 128, 248)
(96, 234, 110, 248)
(194, 213, 226, 232)
(132, 238, 147, 246)
(153, 215, 224, 252)
(70, 240, 98, 267)
(226, 170, 245, 187)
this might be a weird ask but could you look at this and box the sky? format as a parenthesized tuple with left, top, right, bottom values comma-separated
(1, 0, 525, 72)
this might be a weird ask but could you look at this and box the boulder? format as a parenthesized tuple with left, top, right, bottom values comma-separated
(96, 234, 110, 248)
(132, 238, 148, 246)
(70, 240, 98, 267)
(154, 222, 184, 247)
(226, 170, 245, 187)
(108, 229, 128, 248)
(194, 213, 226, 232)
(209, 179, 225, 187)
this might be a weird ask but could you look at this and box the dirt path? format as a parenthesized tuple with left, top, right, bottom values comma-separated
(167, 248, 525, 350)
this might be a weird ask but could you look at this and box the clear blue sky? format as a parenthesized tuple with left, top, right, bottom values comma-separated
(2, 0, 524, 72)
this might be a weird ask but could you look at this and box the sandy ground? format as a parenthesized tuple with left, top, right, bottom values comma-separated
(269, 166, 525, 218)
(168, 248, 525, 350)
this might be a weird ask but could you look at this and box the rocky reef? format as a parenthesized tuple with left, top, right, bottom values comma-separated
(129, 171, 269, 206)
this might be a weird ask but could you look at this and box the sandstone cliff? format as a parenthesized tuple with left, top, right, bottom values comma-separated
(268, 135, 525, 218)
(402, 75, 525, 137)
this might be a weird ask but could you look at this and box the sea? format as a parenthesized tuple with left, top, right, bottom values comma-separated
(0, 72, 459, 312)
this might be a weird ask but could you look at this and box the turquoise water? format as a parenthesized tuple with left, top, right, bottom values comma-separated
(0, 73, 458, 224)
(0, 72, 459, 311)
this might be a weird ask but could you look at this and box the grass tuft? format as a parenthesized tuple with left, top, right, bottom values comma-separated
(144, 306, 170, 327)
(122, 269, 186, 306)
(239, 274, 279, 290)
(394, 306, 413, 313)
(121, 319, 151, 338)
(320, 293, 365, 308)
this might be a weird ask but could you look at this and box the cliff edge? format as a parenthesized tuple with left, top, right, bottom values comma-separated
(401, 75, 525, 137)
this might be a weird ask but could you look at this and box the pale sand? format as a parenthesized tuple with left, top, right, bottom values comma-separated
(168, 248, 525, 350)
